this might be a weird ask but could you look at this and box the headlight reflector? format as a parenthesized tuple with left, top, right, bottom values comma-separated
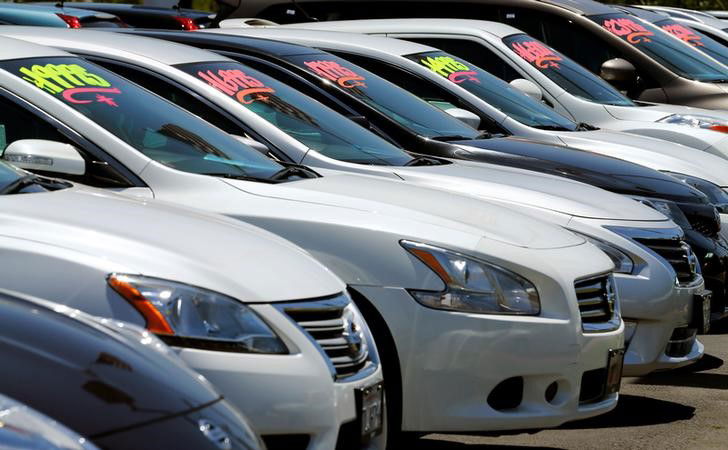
(631, 196, 691, 228)
(108, 274, 287, 354)
(658, 113, 728, 133)
(570, 231, 634, 274)
(663, 171, 728, 213)
(402, 241, 540, 315)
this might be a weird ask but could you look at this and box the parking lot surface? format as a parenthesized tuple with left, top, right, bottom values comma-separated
(417, 323, 728, 449)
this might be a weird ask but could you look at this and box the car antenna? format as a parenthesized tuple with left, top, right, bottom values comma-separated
(55, 0, 64, 8)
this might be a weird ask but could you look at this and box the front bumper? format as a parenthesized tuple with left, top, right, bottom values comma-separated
(568, 220, 705, 376)
(171, 303, 384, 450)
(353, 285, 622, 433)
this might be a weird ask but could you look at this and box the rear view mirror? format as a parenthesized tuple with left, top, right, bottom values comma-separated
(509, 78, 543, 102)
(232, 134, 271, 155)
(2, 139, 85, 175)
(600, 58, 637, 91)
(444, 108, 481, 129)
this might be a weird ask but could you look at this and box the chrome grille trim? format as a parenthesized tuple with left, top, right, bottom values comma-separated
(575, 273, 621, 333)
(633, 238, 699, 286)
(276, 294, 375, 382)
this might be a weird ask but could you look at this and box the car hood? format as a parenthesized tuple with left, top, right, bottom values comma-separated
(557, 129, 728, 187)
(604, 102, 728, 122)
(221, 172, 586, 249)
(451, 136, 709, 204)
(393, 161, 668, 221)
(0, 185, 344, 302)
(0, 290, 221, 437)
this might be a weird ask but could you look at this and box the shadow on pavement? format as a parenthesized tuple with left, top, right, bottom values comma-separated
(558, 394, 694, 429)
(414, 438, 563, 449)
(631, 354, 727, 389)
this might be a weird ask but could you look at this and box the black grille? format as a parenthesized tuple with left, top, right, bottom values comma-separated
(579, 368, 607, 404)
(285, 298, 369, 380)
(634, 238, 696, 284)
(574, 274, 615, 324)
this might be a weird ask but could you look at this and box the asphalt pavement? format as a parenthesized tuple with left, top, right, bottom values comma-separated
(415, 323, 728, 449)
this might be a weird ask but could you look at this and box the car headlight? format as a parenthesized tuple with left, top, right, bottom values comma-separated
(631, 196, 691, 228)
(658, 113, 728, 133)
(663, 171, 728, 213)
(401, 240, 540, 315)
(0, 393, 98, 450)
(108, 274, 287, 354)
(569, 231, 634, 274)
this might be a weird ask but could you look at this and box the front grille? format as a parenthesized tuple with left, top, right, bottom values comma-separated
(284, 296, 370, 380)
(634, 238, 697, 285)
(574, 274, 616, 324)
(690, 215, 720, 238)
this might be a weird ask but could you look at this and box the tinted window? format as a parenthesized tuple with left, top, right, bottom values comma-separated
(655, 19, 728, 66)
(177, 60, 413, 165)
(591, 12, 728, 81)
(403, 50, 578, 130)
(503, 34, 635, 106)
(286, 53, 481, 139)
(0, 57, 283, 179)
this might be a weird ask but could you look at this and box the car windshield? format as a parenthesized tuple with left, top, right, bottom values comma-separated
(176, 60, 414, 165)
(0, 57, 284, 180)
(403, 50, 580, 130)
(590, 12, 728, 82)
(502, 34, 635, 107)
(654, 19, 728, 67)
(285, 53, 482, 139)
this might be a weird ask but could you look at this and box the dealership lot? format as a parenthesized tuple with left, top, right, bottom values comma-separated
(422, 325, 728, 449)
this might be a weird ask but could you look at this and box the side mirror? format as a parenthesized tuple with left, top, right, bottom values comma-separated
(444, 108, 481, 129)
(2, 139, 85, 175)
(232, 134, 271, 155)
(600, 58, 637, 91)
(509, 78, 543, 102)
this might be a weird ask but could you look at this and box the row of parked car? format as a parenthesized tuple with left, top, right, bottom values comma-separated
(3, 0, 728, 449)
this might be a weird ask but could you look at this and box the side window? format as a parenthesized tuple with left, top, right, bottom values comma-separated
(283, 2, 500, 21)
(405, 37, 523, 81)
(698, 28, 728, 47)
(89, 59, 244, 135)
(335, 52, 505, 134)
(0, 95, 67, 151)
(0, 94, 134, 188)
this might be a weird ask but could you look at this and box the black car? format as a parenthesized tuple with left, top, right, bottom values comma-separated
(42, 2, 214, 30)
(112, 29, 727, 320)
(0, 289, 262, 450)
(218, 0, 728, 111)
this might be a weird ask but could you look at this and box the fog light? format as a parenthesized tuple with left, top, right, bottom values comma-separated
(545, 381, 559, 404)
(487, 377, 523, 411)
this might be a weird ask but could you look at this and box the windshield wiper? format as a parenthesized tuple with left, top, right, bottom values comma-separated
(405, 156, 444, 166)
(0, 174, 67, 195)
(269, 164, 320, 181)
(532, 124, 573, 131)
(577, 122, 599, 131)
(204, 173, 278, 183)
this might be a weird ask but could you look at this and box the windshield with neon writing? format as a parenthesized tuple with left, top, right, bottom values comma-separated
(285, 53, 481, 140)
(403, 50, 579, 130)
(0, 57, 284, 180)
(176, 60, 414, 166)
(654, 19, 728, 67)
(590, 12, 728, 81)
(502, 34, 635, 107)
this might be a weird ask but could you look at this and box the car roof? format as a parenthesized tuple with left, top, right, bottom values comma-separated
(0, 32, 69, 59)
(0, 27, 228, 65)
(613, 5, 670, 23)
(48, 2, 213, 18)
(0, 2, 115, 19)
(127, 28, 324, 56)
(272, 17, 524, 39)
(208, 26, 434, 56)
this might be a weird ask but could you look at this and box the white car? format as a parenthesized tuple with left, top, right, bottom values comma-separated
(256, 20, 728, 189)
(0, 160, 383, 449)
(9, 27, 706, 375)
(0, 34, 629, 437)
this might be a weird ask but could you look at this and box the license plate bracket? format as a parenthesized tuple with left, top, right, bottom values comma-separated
(356, 382, 383, 444)
(605, 348, 625, 396)
(693, 291, 712, 334)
